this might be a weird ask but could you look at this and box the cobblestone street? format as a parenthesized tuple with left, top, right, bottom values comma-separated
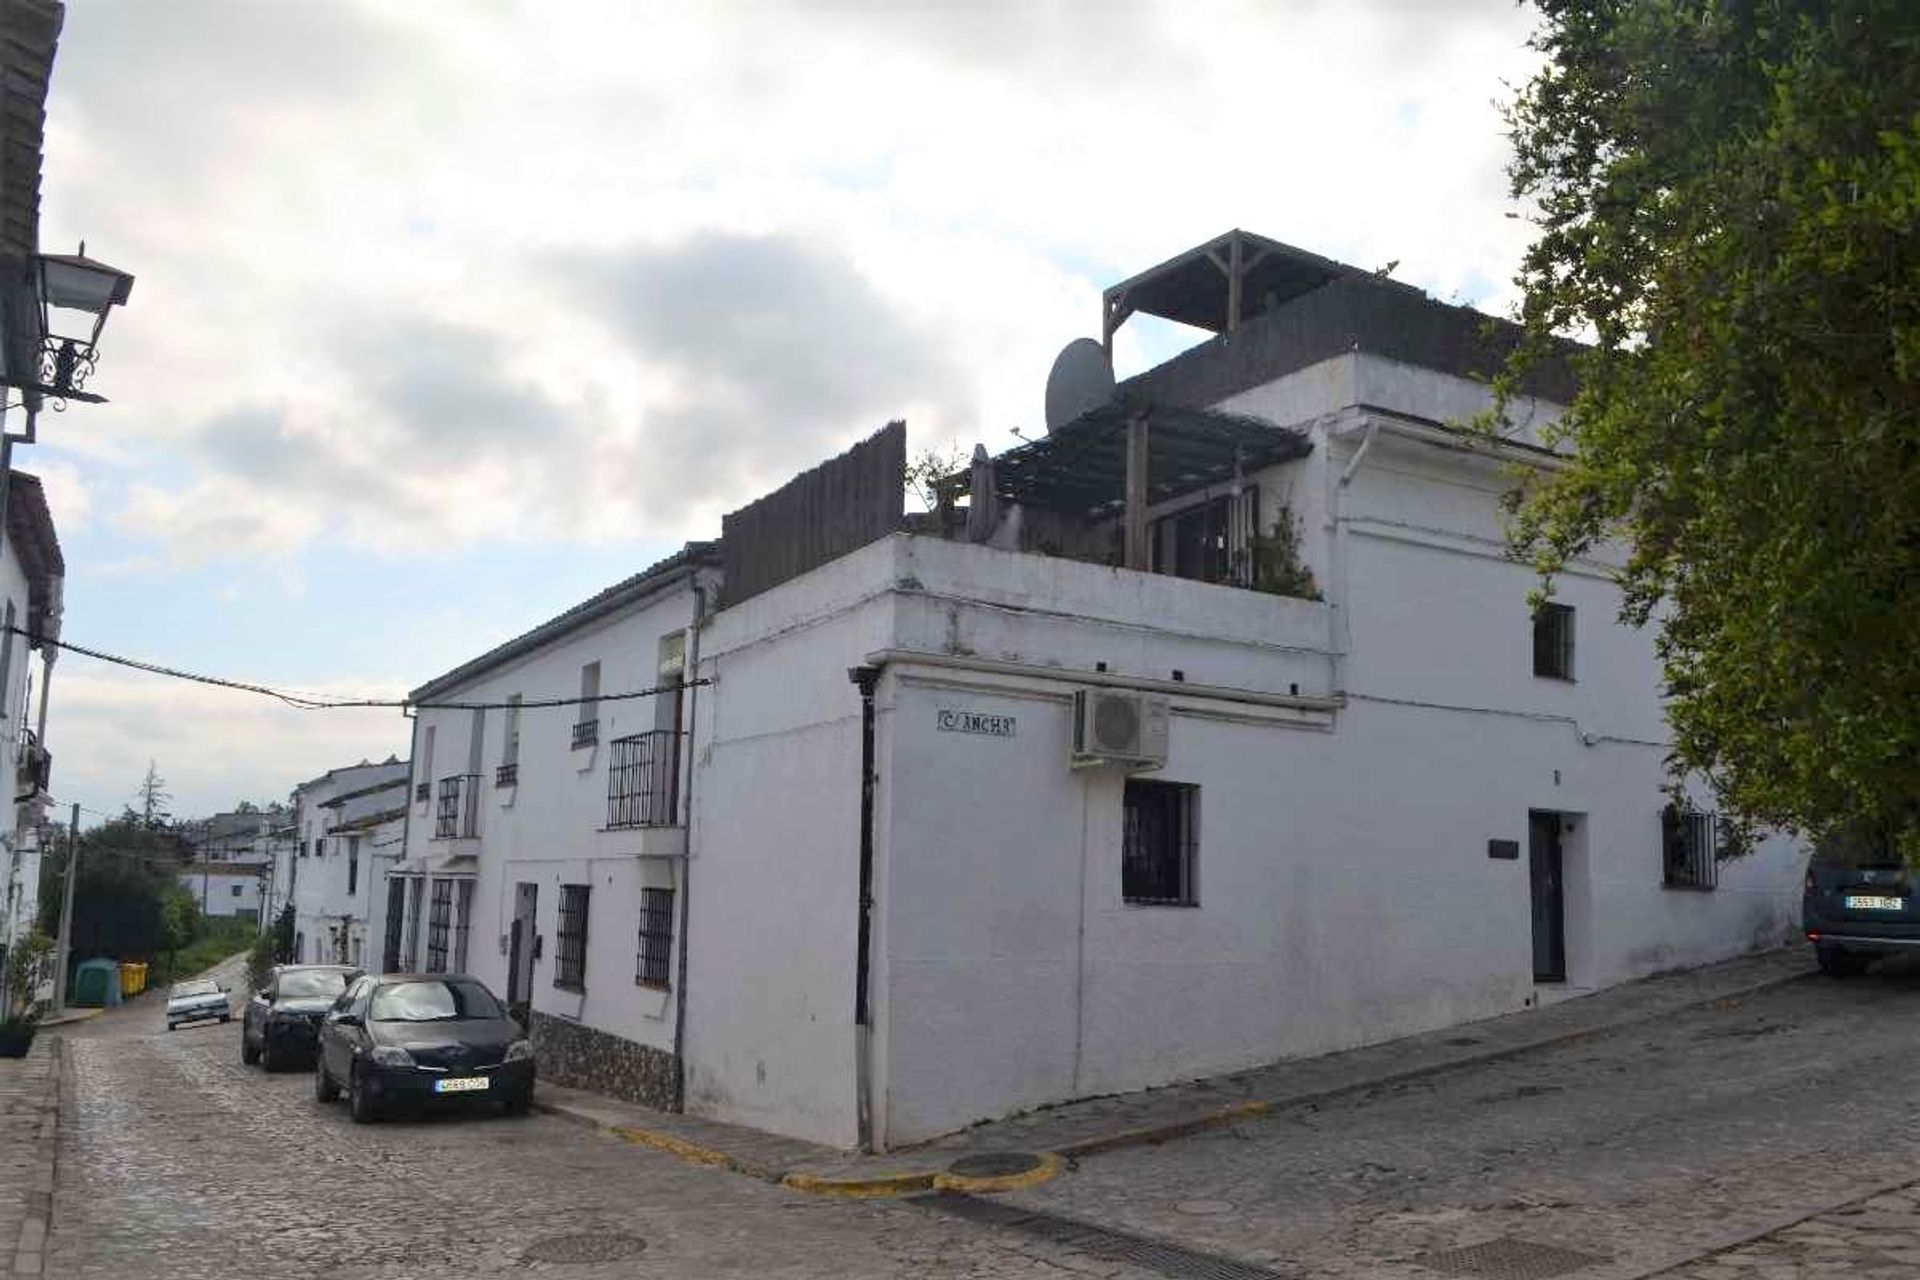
(27, 956, 1920, 1279)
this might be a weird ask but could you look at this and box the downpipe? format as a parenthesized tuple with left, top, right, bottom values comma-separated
(671, 580, 708, 1112)
(848, 662, 881, 1153)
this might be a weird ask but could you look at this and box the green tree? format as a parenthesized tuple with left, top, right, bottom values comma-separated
(1499, 1, 1920, 853)
(157, 887, 203, 971)
(38, 816, 192, 966)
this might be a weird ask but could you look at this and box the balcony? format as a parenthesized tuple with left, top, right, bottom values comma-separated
(572, 718, 599, 749)
(607, 730, 682, 830)
(414, 781, 430, 803)
(16, 729, 49, 794)
(495, 762, 518, 788)
(434, 774, 481, 840)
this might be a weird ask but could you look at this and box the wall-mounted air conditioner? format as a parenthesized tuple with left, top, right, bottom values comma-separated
(1071, 689, 1169, 770)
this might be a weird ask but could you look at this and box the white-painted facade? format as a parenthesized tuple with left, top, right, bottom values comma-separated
(287, 760, 409, 969)
(409, 252, 1807, 1151)
(0, 472, 61, 989)
(178, 866, 264, 922)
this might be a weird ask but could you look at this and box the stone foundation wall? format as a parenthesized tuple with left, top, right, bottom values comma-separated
(530, 1012, 679, 1111)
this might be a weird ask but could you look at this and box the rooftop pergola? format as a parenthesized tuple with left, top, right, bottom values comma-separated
(943, 399, 1311, 571)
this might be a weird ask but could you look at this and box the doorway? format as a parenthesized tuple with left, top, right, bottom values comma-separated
(1528, 810, 1566, 983)
(507, 882, 538, 1007)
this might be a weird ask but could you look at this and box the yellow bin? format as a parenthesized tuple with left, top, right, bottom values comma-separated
(119, 961, 148, 998)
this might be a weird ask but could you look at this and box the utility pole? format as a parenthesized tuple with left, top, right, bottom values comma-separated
(50, 802, 79, 1015)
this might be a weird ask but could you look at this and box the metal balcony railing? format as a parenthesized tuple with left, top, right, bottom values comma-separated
(435, 774, 482, 839)
(495, 762, 518, 788)
(572, 718, 599, 749)
(16, 729, 49, 794)
(607, 730, 683, 829)
(414, 781, 430, 802)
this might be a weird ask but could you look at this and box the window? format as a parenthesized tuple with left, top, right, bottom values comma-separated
(295, 930, 305, 963)
(382, 880, 406, 973)
(636, 888, 674, 989)
(347, 836, 360, 896)
(1122, 779, 1199, 906)
(418, 725, 436, 802)
(454, 880, 474, 973)
(574, 662, 601, 747)
(1662, 804, 1719, 890)
(1533, 602, 1575, 680)
(230, 883, 243, 898)
(425, 879, 454, 973)
(498, 694, 522, 787)
(0, 599, 15, 717)
(556, 884, 590, 990)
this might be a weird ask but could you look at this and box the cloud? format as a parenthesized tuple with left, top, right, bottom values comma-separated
(52, 668, 410, 819)
(27, 461, 93, 533)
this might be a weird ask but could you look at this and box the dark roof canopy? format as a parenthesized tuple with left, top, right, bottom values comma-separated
(1103, 228, 1420, 338)
(952, 401, 1311, 520)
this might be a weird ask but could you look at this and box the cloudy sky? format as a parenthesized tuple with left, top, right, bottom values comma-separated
(33, 0, 1542, 821)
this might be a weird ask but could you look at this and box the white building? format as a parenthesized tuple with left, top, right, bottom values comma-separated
(288, 759, 408, 968)
(177, 865, 263, 922)
(0, 472, 61, 975)
(403, 231, 1806, 1151)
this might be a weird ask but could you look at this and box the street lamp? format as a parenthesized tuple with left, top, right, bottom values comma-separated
(32, 243, 135, 405)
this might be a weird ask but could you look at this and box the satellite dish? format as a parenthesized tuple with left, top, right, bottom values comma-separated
(1044, 338, 1114, 434)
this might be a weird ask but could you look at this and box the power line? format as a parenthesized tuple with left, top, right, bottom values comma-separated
(9, 627, 703, 712)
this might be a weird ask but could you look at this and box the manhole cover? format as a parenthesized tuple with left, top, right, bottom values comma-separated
(519, 1232, 648, 1264)
(1175, 1199, 1236, 1216)
(946, 1151, 1045, 1178)
(1413, 1237, 1606, 1280)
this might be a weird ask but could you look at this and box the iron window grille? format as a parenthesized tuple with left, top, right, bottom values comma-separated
(572, 718, 599, 749)
(607, 730, 683, 829)
(425, 879, 454, 973)
(454, 880, 474, 973)
(1533, 602, 1576, 680)
(556, 884, 590, 991)
(495, 762, 518, 788)
(1123, 779, 1199, 906)
(636, 887, 675, 989)
(347, 837, 359, 896)
(434, 774, 481, 839)
(1662, 804, 1720, 891)
(414, 781, 430, 802)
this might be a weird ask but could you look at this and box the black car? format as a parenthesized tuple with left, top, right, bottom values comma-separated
(314, 974, 534, 1122)
(1803, 827, 1919, 975)
(243, 965, 359, 1070)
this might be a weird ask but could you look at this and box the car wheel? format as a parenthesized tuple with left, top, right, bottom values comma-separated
(261, 1036, 281, 1072)
(241, 1031, 260, 1065)
(348, 1067, 378, 1124)
(220, 1014, 231, 1024)
(501, 1088, 531, 1118)
(314, 1059, 340, 1104)
(166, 1021, 176, 1032)
(1817, 944, 1868, 977)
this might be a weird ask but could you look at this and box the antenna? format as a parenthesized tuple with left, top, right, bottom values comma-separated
(1043, 338, 1115, 434)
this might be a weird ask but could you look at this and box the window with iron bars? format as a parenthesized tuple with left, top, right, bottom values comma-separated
(1122, 779, 1200, 906)
(556, 884, 590, 991)
(454, 880, 474, 973)
(1533, 602, 1576, 680)
(425, 879, 454, 971)
(1662, 804, 1719, 891)
(635, 888, 674, 989)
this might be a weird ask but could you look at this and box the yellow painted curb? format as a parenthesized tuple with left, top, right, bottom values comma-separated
(779, 1169, 939, 1199)
(610, 1124, 778, 1182)
(931, 1150, 1064, 1195)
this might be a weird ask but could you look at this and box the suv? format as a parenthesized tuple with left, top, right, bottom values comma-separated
(1803, 827, 1918, 976)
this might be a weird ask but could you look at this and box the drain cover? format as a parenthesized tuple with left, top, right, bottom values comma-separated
(946, 1151, 1045, 1178)
(519, 1232, 648, 1265)
(1412, 1237, 1605, 1279)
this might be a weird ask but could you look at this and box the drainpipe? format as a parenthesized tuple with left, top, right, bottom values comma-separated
(847, 662, 881, 1152)
(670, 577, 708, 1113)
(1329, 419, 1380, 692)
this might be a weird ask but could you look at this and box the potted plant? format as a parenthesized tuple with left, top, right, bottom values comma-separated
(0, 930, 52, 1058)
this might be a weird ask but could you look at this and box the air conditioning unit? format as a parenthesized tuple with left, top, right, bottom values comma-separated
(1072, 689, 1169, 769)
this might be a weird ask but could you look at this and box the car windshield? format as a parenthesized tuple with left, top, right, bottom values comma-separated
(277, 971, 349, 1000)
(369, 980, 502, 1023)
(172, 980, 219, 999)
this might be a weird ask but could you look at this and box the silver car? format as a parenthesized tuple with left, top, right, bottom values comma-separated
(166, 978, 231, 1030)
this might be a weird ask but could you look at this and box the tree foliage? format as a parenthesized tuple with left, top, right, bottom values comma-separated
(38, 816, 192, 964)
(1500, 0, 1920, 853)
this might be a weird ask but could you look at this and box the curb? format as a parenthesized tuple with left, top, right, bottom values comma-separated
(535, 957, 1811, 1199)
(9, 1038, 62, 1278)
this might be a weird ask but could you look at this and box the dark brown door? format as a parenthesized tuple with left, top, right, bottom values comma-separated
(1529, 811, 1566, 983)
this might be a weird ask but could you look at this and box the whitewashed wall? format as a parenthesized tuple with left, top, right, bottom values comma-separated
(179, 869, 263, 920)
(0, 541, 37, 954)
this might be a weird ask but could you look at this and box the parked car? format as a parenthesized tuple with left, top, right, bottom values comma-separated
(242, 964, 358, 1070)
(1803, 827, 1919, 976)
(165, 978, 231, 1030)
(314, 974, 534, 1122)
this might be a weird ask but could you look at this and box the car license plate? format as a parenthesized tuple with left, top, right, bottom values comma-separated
(1845, 894, 1905, 911)
(433, 1076, 490, 1094)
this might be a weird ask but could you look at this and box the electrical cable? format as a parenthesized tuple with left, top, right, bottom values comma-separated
(6, 626, 704, 712)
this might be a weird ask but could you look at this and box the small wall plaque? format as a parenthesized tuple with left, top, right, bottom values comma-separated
(1488, 839, 1520, 861)
(937, 709, 1017, 738)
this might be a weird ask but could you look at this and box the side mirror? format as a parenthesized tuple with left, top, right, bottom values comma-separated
(333, 1013, 362, 1028)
